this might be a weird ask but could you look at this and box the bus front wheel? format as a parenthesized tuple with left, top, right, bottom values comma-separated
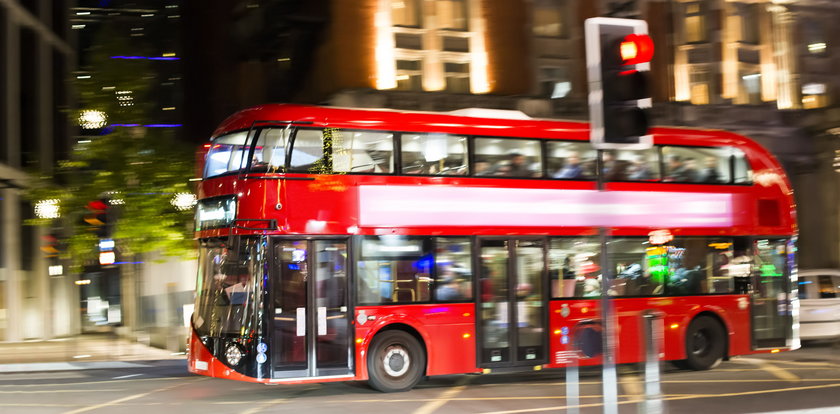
(681, 316, 726, 370)
(367, 330, 426, 392)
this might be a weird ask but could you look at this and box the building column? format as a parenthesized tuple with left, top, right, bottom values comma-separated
(768, 4, 799, 109)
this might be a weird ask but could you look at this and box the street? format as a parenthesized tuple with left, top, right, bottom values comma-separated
(1, 341, 838, 414)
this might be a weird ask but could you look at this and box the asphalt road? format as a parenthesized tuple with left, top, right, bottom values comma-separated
(2, 340, 839, 414)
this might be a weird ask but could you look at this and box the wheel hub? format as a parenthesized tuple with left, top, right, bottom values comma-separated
(692, 330, 710, 356)
(383, 346, 410, 377)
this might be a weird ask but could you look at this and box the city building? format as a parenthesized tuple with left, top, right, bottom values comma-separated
(183, 0, 840, 269)
(0, 0, 76, 341)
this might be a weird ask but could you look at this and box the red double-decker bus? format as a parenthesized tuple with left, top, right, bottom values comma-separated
(188, 104, 798, 392)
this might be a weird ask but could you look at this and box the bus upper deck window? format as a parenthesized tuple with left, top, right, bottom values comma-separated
(290, 129, 326, 173)
(731, 147, 752, 184)
(204, 131, 252, 178)
(251, 127, 292, 172)
(334, 130, 395, 174)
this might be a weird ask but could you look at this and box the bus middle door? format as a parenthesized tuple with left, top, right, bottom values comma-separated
(477, 238, 548, 368)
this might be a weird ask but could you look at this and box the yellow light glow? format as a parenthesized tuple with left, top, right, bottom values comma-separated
(75, 279, 91, 285)
(462, 312, 471, 317)
(355, 338, 363, 344)
(162, 52, 176, 57)
(620, 41, 638, 62)
(581, 307, 589, 314)
(771, 349, 780, 353)
(670, 323, 680, 330)
(374, 6, 396, 90)
(462, 333, 471, 339)
(554, 329, 562, 335)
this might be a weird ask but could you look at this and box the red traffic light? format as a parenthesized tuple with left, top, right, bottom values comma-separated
(619, 34, 654, 65)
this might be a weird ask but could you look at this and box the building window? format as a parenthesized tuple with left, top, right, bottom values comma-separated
(384, 0, 484, 93)
(684, 2, 706, 43)
(396, 59, 423, 91)
(444, 62, 470, 93)
(689, 68, 710, 105)
(539, 66, 571, 99)
(436, 0, 468, 31)
(737, 3, 760, 44)
(392, 0, 421, 27)
(801, 83, 829, 109)
(738, 69, 761, 105)
(802, 20, 827, 56)
(533, 0, 567, 38)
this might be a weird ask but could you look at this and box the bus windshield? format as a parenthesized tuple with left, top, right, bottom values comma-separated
(193, 238, 262, 337)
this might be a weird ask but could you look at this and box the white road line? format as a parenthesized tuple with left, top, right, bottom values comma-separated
(61, 378, 203, 414)
(112, 374, 143, 380)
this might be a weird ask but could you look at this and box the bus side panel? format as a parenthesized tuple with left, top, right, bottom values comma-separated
(546, 296, 752, 367)
(355, 304, 479, 378)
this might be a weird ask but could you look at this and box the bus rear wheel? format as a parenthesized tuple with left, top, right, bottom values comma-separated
(681, 316, 725, 370)
(367, 330, 426, 392)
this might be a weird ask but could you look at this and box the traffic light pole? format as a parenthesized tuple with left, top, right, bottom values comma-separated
(585, 17, 657, 413)
(596, 151, 619, 414)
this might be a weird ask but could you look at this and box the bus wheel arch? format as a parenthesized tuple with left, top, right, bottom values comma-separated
(678, 312, 728, 370)
(366, 324, 427, 392)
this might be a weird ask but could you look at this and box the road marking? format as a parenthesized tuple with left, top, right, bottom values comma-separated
(239, 399, 288, 414)
(619, 374, 643, 403)
(61, 378, 203, 414)
(412, 376, 473, 414)
(0, 376, 181, 388)
(734, 358, 800, 382)
(475, 380, 840, 414)
(112, 374, 143, 380)
(0, 389, 125, 394)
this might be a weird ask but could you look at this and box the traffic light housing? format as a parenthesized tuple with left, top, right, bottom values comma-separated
(585, 18, 654, 149)
(84, 199, 110, 238)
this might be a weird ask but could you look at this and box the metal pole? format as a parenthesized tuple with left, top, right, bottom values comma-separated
(566, 360, 580, 414)
(597, 150, 619, 414)
(642, 312, 664, 413)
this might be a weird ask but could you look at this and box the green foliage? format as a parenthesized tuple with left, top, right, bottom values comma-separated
(24, 21, 196, 270)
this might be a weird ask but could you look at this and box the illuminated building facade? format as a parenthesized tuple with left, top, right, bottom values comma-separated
(0, 0, 76, 341)
(184, 1, 840, 265)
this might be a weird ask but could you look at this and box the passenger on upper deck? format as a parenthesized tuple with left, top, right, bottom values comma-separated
(492, 152, 535, 177)
(553, 152, 584, 179)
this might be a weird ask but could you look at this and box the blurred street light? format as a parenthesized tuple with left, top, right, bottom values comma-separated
(35, 199, 61, 219)
(78, 109, 108, 129)
(171, 192, 197, 211)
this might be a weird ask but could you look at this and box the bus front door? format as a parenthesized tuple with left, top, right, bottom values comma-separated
(751, 238, 794, 349)
(478, 238, 548, 368)
(271, 239, 353, 379)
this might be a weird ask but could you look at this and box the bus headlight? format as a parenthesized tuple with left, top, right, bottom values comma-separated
(225, 343, 245, 366)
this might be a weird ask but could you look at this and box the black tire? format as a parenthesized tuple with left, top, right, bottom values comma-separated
(682, 316, 726, 370)
(367, 330, 426, 392)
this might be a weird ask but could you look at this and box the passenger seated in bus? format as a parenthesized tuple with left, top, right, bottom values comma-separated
(492, 152, 534, 177)
(699, 157, 721, 183)
(436, 265, 469, 301)
(553, 152, 584, 179)
(474, 160, 492, 176)
(627, 155, 655, 180)
(665, 155, 698, 182)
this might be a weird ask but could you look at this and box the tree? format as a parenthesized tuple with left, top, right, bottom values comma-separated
(26, 22, 196, 270)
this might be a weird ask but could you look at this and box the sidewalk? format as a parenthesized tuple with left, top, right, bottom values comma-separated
(0, 333, 185, 373)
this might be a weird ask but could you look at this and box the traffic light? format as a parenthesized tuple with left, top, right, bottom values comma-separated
(84, 199, 110, 238)
(41, 233, 60, 258)
(585, 17, 654, 149)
